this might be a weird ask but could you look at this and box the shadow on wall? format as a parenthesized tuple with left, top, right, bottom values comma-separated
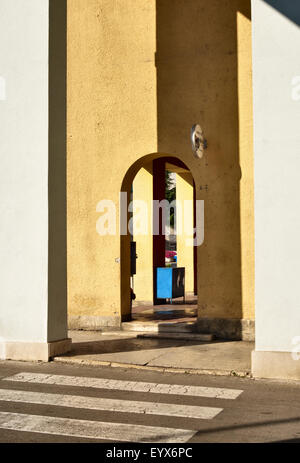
(48, 0, 68, 342)
(263, 0, 300, 26)
(156, 0, 251, 323)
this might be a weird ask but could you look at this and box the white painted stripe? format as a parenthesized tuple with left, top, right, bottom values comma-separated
(3, 372, 243, 399)
(0, 411, 195, 443)
(0, 389, 222, 419)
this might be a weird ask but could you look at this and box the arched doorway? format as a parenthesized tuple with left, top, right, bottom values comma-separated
(120, 154, 198, 331)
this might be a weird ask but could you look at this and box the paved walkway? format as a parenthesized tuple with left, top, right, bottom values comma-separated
(132, 297, 197, 322)
(53, 330, 254, 377)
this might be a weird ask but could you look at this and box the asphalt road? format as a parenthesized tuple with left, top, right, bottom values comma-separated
(0, 360, 299, 443)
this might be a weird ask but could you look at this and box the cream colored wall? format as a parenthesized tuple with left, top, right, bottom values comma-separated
(67, 0, 254, 328)
(176, 172, 194, 294)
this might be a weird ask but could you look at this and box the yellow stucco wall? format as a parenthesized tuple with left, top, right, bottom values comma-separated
(132, 167, 195, 303)
(237, 10, 254, 320)
(67, 0, 254, 328)
(176, 172, 194, 294)
(67, 0, 157, 326)
(132, 165, 153, 303)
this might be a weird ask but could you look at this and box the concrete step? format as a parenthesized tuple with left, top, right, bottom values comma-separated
(137, 332, 214, 342)
(121, 321, 198, 333)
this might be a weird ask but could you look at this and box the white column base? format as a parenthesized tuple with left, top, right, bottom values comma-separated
(252, 350, 300, 381)
(0, 338, 72, 362)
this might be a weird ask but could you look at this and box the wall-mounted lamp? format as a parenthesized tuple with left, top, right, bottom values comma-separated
(191, 124, 207, 159)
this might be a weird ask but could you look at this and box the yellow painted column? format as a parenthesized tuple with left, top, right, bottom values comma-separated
(67, 0, 157, 328)
(237, 9, 254, 321)
(132, 164, 153, 304)
(176, 172, 194, 295)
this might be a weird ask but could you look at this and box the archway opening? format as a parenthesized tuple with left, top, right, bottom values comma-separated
(120, 154, 198, 331)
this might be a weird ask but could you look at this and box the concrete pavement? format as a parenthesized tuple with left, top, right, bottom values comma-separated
(53, 330, 253, 377)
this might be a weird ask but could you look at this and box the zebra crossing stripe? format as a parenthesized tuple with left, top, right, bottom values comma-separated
(0, 411, 196, 443)
(0, 389, 222, 419)
(3, 372, 243, 399)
